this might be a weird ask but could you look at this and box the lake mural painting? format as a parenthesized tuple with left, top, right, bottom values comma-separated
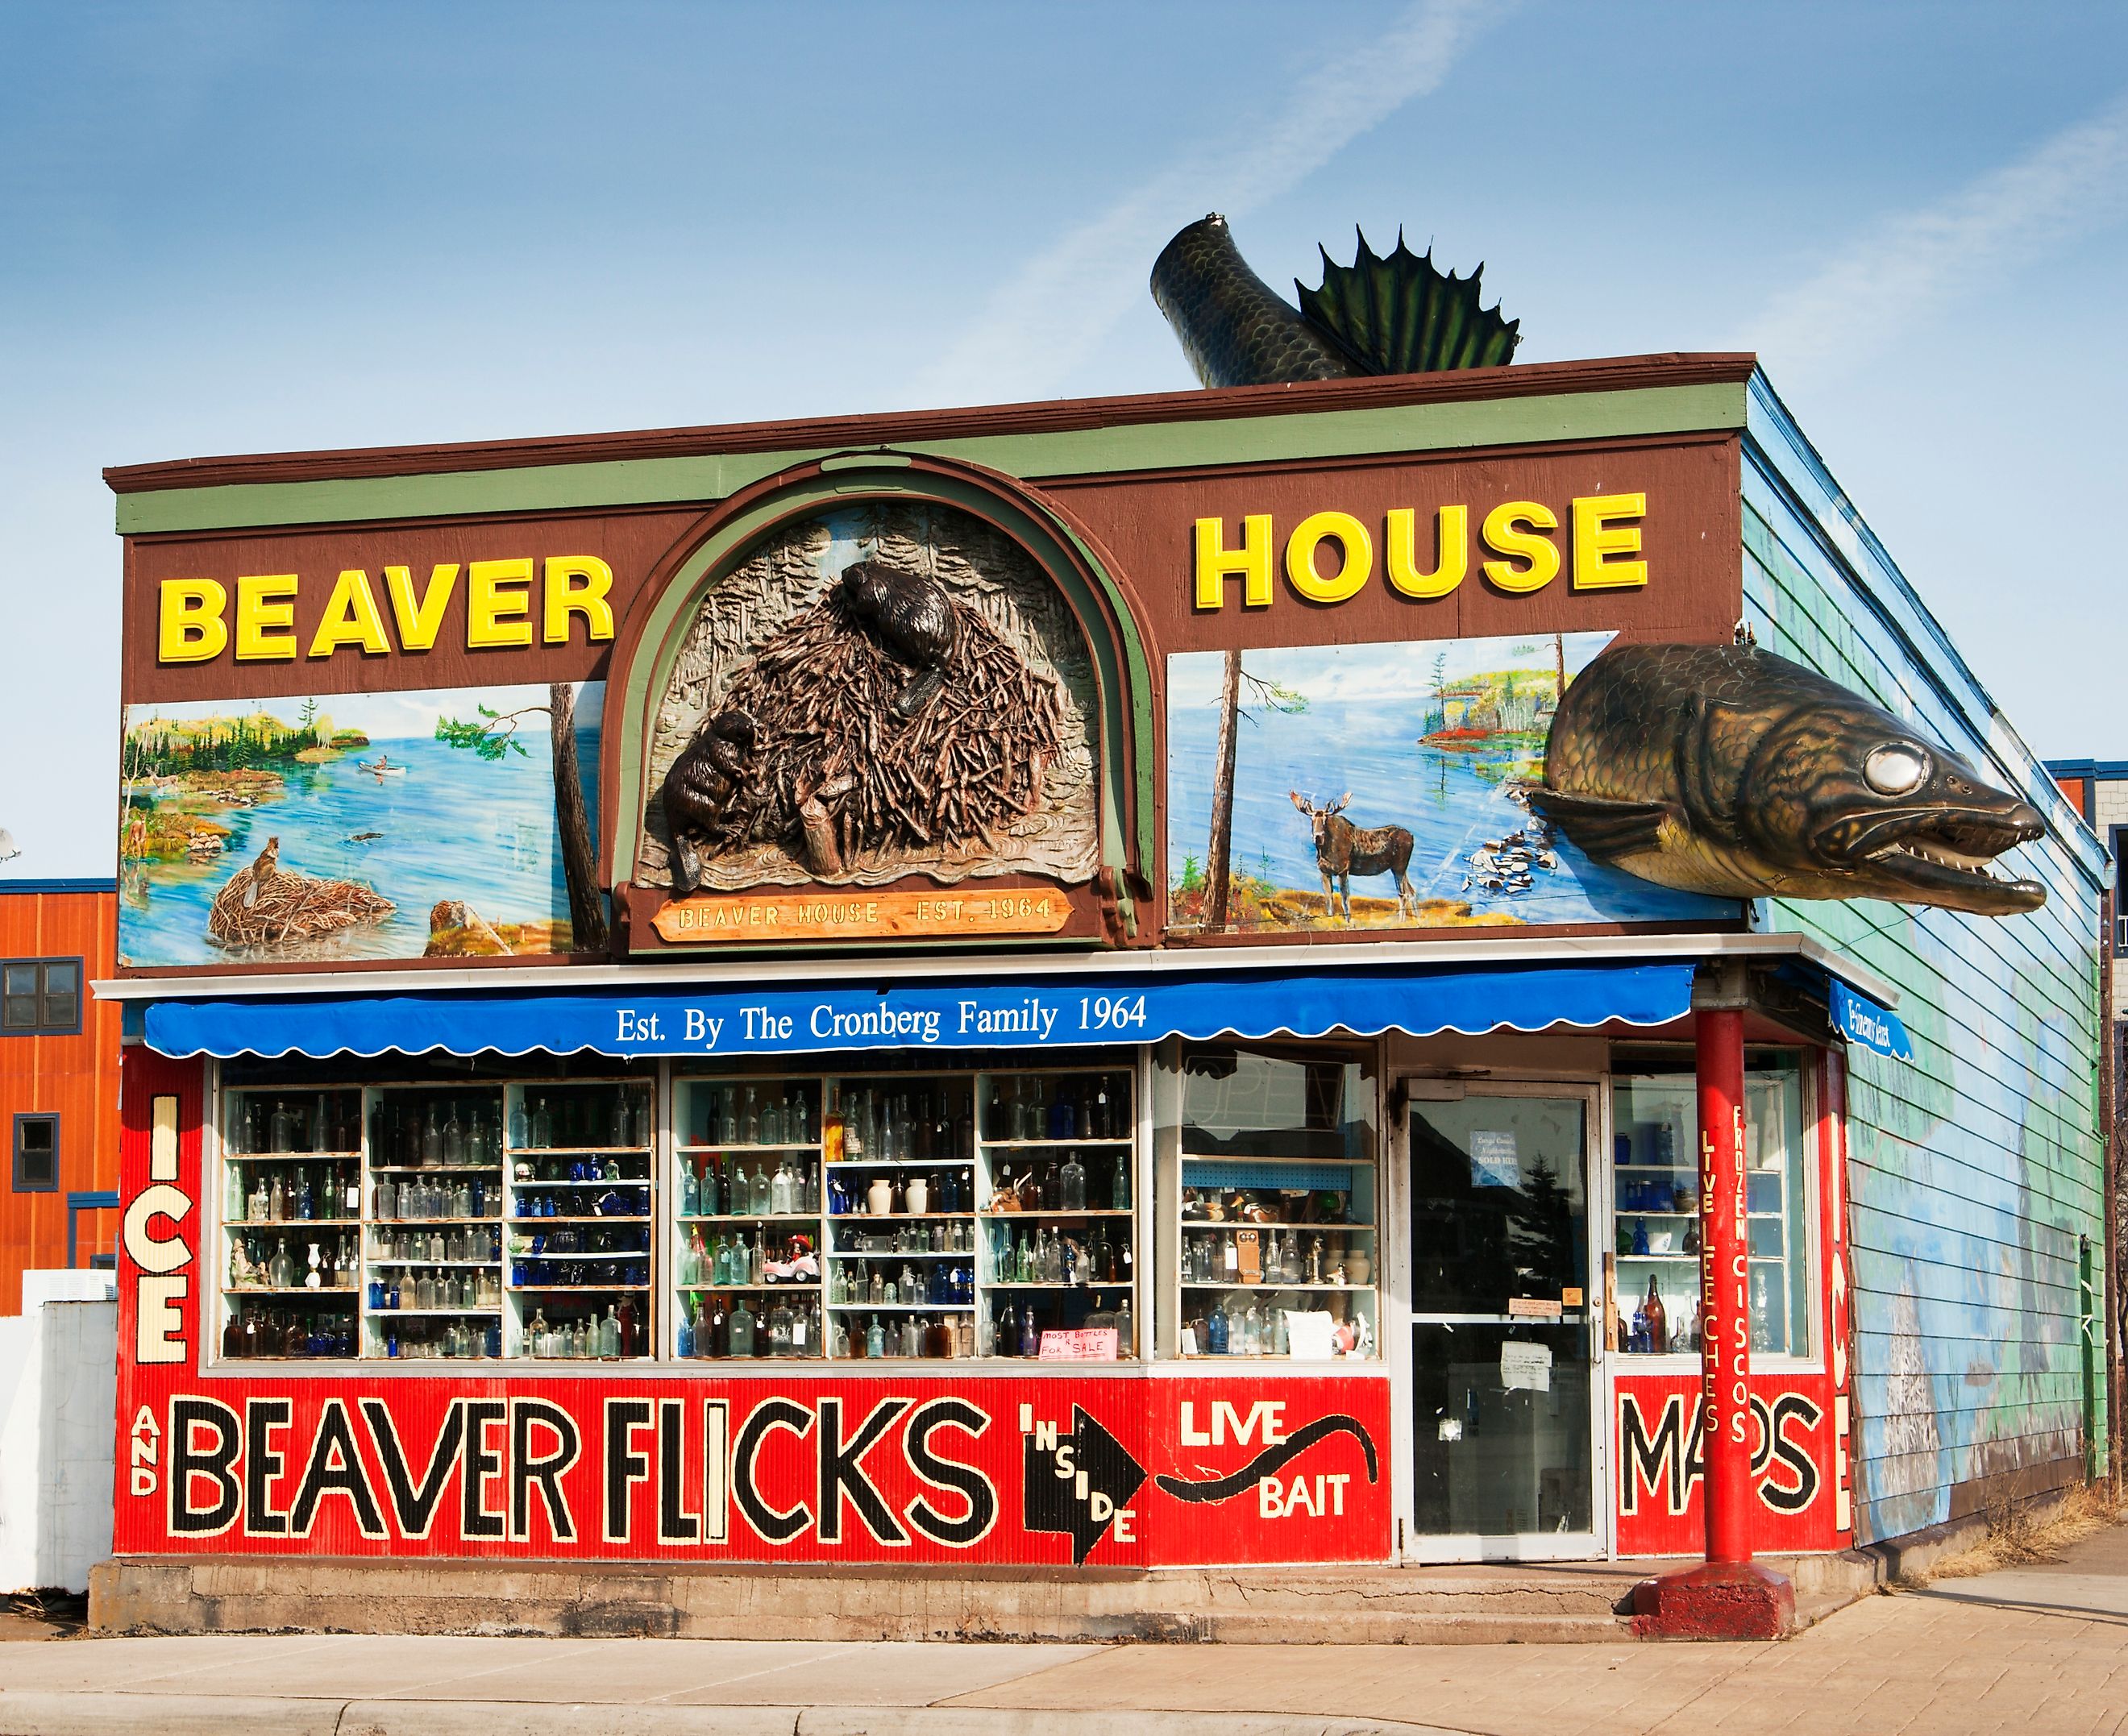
(119, 682, 605, 966)
(1166, 634, 1741, 933)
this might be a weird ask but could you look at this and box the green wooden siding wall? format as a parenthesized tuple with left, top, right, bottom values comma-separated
(1743, 374, 2109, 1543)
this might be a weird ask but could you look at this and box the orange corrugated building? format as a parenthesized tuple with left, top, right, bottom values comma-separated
(0, 880, 122, 1312)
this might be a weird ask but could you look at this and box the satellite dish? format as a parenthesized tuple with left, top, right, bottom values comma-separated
(0, 829, 19, 863)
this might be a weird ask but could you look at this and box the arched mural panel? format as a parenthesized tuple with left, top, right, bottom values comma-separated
(636, 499, 1102, 898)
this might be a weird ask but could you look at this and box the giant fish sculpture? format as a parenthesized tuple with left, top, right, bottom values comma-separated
(1528, 643, 2047, 916)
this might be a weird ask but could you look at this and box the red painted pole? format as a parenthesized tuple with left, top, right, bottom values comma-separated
(1696, 1004, 1752, 1565)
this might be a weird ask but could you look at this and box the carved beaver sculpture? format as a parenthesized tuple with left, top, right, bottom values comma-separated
(661, 706, 757, 898)
(839, 559, 957, 718)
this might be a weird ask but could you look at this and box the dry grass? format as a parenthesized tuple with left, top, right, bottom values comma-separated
(1892, 1481, 2122, 1589)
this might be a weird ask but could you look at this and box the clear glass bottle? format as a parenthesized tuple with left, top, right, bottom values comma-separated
(1059, 1151, 1087, 1211)
(530, 1097, 553, 1150)
(269, 1100, 294, 1153)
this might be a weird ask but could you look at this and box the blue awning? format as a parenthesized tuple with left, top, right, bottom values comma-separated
(143, 961, 1694, 1061)
(1829, 978, 1914, 1062)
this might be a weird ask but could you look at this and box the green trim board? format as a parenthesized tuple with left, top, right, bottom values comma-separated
(607, 459, 1157, 924)
(114, 382, 1751, 537)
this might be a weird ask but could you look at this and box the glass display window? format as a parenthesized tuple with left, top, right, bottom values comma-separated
(1609, 1049, 1814, 1360)
(505, 1078, 655, 1360)
(368, 1082, 506, 1360)
(671, 1074, 827, 1360)
(1156, 1040, 1380, 1360)
(974, 1065, 1137, 1359)
(669, 1056, 1139, 1363)
(218, 1084, 367, 1361)
(214, 1060, 657, 1364)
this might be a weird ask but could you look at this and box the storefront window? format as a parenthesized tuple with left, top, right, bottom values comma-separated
(216, 1061, 656, 1362)
(1610, 1049, 1814, 1360)
(215, 1053, 1143, 1365)
(1156, 1040, 1379, 1360)
(672, 1059, 1137, 1361)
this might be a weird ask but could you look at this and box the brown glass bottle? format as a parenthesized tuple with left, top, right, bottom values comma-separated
(1643, 1276, 1669, 1355)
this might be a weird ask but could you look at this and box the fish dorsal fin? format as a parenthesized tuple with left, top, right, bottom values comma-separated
(1296, 229, 1521, 376)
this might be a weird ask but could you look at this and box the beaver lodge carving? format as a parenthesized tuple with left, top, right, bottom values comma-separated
(639, 503, 1100, 895)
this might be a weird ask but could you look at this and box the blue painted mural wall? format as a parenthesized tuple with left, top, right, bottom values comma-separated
(1743, 374, 2109, 1544)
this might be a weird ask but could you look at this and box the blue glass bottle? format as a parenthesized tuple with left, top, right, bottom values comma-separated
(1206, 1303, 1229, 1356)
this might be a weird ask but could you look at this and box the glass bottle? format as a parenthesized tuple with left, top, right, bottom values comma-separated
(1112, 1150, 1132, 1212)
(742, 1087, 760, 1144)
(530, 1097, 553, 1150)
(508, 1096, 530, 1149)
(225, 1163, 247, 1224)
(1018, 1304, 1040, 1356)
(268, 1173, 286, 1221)
(1059, 1151, 1087, 1212)
(771, 1160, 792, 1216)
(823, 1088, 845, 1164)
(760, 1094, 783, 1147)
(1206, 1301, 1229, 1356)
(1116, 1297, 1135, 1357)
(729, 1298, 756, 1357)
(1644, 1276, 1669, 1353)
(269, 1100, 294, 1153)
(295, 1169, 314, 1221)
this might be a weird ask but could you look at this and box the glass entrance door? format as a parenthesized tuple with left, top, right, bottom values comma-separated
(1406, 1087, 1602, 1559)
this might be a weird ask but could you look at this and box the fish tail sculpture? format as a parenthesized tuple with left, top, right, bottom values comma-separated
(1150, 214, 1520, 388)
(1528, 643, 2047, 916)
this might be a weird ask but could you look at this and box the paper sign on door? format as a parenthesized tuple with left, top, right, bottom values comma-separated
(1500, 1340, 1552, 1393)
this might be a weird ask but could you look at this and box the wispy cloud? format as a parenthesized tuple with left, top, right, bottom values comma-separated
(1749, 89, 2128, 384)
(908, 0, 1501, 407)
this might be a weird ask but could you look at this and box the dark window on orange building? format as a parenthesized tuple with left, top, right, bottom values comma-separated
(1, 958, 81, 1034)
(13, 1114, 58, 1192)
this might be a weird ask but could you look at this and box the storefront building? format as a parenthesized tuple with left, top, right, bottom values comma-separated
(96, 355, 2108, 1614)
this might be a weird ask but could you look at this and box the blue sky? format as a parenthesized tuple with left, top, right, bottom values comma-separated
(5, 1, 2126, 876)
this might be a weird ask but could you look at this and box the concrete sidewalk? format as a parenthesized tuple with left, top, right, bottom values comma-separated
(3, 1526, 2125, 1736)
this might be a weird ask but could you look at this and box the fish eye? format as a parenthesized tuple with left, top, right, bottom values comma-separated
(1864, 744, 1929, 796)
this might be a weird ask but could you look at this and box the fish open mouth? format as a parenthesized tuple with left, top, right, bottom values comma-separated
(1846, 806, 2047, 912)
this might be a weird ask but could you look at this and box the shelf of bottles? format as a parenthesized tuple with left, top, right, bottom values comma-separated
(825, 1073, 979, 1362)
(218, 1088, 367, 1361)
(505, 1080, 655, 1360)
(364, 1084, 507, 1360)
(975, 1069, 1135, 1359)
(1612, 1066, 1806, 1357)
(1175, 1156, 1376, 1359)
(671, 1078, 825, 1360)
(665, 1065, 1138, 1360)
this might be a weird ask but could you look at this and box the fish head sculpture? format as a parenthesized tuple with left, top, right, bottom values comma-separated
(1736, 700, 2048, 915)
(1529, 642, 2048, 917)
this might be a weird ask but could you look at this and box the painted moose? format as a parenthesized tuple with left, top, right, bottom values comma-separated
(1289, 791, 1418, 923)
